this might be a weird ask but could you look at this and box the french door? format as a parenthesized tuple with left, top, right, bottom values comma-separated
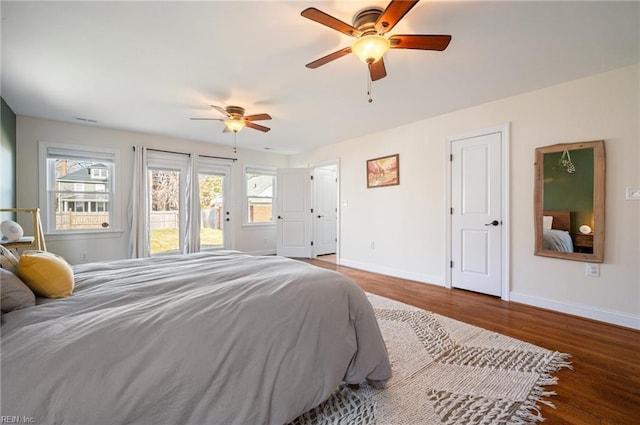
(198, 161, 232, 251)
(147, 151, 232, 255)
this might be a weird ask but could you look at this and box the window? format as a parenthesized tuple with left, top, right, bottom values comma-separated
(39, 142, 120, 234)
(244, 166, 275, 225)
(91, 168, 108, 179)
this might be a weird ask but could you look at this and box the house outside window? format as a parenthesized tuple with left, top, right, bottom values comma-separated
(244, 166, 275, 225)
(39, 142, 120, 234)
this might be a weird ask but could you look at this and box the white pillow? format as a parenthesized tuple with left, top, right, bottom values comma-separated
(543, 216, 553, 230)
(1, 220, 24, 242)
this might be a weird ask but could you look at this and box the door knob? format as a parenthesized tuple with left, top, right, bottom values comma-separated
(277, 216, 283, 220)
(485, 220, 501, 226)
(317, 215, 324, 218)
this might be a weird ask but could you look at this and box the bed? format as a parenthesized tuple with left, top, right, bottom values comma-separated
(1, 251, 392, 425)
(542, 210, 574, 252)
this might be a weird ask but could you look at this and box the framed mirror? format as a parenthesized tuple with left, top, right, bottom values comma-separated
(534, 140, 605, 262)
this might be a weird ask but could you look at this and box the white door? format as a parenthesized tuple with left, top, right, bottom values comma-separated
(313, 166, 337, 256)
(451, 132, 502, 296)
(276, 168, 312, 258)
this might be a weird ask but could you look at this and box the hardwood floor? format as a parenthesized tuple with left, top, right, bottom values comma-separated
(305, 259, 640, 425)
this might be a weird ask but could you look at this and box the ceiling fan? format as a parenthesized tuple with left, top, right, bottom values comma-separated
(190, 105, 271, 133)
(301, 0, 451, 82)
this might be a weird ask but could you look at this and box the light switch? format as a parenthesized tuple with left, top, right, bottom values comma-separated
(626, 187, 640, 200)
(586, 263, 600, 277)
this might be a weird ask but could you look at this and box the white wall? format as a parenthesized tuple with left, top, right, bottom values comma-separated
(292, 65, 640, 329)
(15, 117, 288, 263)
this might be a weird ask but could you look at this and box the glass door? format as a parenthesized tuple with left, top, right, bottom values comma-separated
(199, 161, 232, 251)
(148, 167, 184, 255)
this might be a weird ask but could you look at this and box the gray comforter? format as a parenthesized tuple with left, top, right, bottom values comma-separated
(1, 251, 391, 425)
(542, 229, 574, 252)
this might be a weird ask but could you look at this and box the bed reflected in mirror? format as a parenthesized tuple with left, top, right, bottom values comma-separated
(534, 140, 605, 262)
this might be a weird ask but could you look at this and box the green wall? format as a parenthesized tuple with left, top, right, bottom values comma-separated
(1, 98, 17, 220)
(543, 147, 594, 235)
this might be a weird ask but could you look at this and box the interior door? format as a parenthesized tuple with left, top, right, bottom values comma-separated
(313, 166, 337, 256)
(451, 132, 502, 296)
(276, 168, 312, 258)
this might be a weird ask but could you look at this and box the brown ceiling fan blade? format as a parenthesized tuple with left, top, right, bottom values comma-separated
(210, 105, 230, 117)
(306, 46, 352, 69)
(369, 58, 387, 81)
(374, 0, 419, 34)
(301, 7, 362, 38)
(244, 113, 272, 122)
(389, 34, 452, 51)
(245, 121, 271, 133)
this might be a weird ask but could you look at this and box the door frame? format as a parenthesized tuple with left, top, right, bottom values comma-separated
(309, 159, 340, 263)
(445, 124, 511, 301)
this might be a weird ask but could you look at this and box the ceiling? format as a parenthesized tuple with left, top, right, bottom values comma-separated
(1, 1, 638, 155)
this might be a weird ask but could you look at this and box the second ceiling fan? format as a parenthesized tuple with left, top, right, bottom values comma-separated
(301, 0, 452, 82)
(191, 105, 271, 133)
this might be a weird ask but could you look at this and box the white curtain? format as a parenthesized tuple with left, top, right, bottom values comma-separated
(184, 154, 201, 254)
(128, 146, 149, 258)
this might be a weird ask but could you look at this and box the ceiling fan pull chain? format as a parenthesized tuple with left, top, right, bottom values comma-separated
(233, 132, 238, 154)
(367, 64, 373, 103)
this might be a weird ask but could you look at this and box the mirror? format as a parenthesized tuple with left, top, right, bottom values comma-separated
(534, 140, 605, 262)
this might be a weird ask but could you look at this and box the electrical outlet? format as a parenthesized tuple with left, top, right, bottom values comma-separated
(625, 187, 640, 200)
(81, 252, 88, 261)
(586, 263, 600, 277)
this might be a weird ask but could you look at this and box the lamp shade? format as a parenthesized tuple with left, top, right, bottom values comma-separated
(1, 220, 24, 242)
(351, 35, 390, 64)
(225, 118, 246, 133)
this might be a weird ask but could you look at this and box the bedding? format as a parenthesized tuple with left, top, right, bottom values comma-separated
(543, 228, 574, 252)
(1, 251, 391, 425)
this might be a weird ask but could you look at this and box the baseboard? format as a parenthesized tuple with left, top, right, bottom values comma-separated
(339, 258, 445, 287)
(510, 292, 640, 330)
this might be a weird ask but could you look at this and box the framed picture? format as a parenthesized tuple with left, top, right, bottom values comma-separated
(367, 154, 399, 188)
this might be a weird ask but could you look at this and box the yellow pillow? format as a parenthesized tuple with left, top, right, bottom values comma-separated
(16, 250, 74, 298)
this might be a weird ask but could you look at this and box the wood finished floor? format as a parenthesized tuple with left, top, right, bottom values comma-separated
(304, 259, 640, 425)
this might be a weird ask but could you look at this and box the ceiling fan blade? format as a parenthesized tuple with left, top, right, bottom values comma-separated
(245, 121, 271, 133)
(244, 113, 272, 122)
(301, 7, 362, 38)
(374, 0, 419, 34)
(190, 118, 223, 121)
(211, 105, 230, 117)
(369, 58, 387, 81)
(389, 34, 452, 51)
(306, 46, 352, 69)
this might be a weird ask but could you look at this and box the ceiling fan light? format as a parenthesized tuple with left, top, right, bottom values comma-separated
(225, 118, 246, 133)
(352, 35, 390, 64)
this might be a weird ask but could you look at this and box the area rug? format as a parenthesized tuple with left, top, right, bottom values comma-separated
(292, 294, 571, 425)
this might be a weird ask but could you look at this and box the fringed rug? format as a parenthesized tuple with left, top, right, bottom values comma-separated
(292, 294, 571, 425)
